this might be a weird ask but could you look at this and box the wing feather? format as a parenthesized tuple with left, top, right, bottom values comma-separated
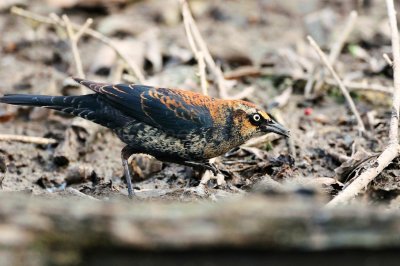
(74, 78, 214, 135)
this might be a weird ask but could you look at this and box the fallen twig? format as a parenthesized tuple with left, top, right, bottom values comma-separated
(327, 144, 399, 207)
(386, 1, 400, 145)
(182, 12, 213, 179)
(180, 0, 255, 182)
(180, 0, 228, 97)
(305, 11, 358, 97)
(325, 79, 393, 95)
(326, 0, 400, 207)
(61, 15, 92, 79)
(383, 53, 393, 67)
(180, 0, 252, 99)
(224, 66, 261, 80)
(11, 6, 145, 83)
(0, 134, 57, 145)
(181, 6, 208, 96)
(198, 52, 208, 96)
(65, 187, 99, 201)
(242, 134, 280, 148)
(262, 68, 394, 95)
(307, 35, 365, 133)
(0, 155, 7, 189)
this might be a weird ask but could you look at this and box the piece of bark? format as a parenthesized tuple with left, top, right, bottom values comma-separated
(0, 156, 6, 188)
(130, 154, 163, 181)
(0, 193, 398, 264)
(0, 194, 399, 248)
(53, 127, 80, 166)
(54, 118, 101, 166)
(45, 0, 129, 8)
(64, 164, 97, 185)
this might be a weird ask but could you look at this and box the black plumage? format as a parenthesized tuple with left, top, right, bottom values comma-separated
(0, 78, 289, 198)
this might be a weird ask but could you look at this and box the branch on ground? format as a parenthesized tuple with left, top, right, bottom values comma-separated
(326, 0, 400, 207)
(11, 6, 145, 83)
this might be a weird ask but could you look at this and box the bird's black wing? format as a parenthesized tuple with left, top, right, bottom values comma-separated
(75, 78, 214, 135)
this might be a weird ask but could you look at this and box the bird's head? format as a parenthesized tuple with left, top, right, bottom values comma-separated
(231, 100, 290, 140)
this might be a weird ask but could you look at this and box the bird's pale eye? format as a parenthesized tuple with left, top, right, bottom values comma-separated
(253, 113, 261, 121)
(249, 113, 262, 125)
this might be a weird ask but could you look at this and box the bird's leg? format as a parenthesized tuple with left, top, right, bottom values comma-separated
(121, 145, 137, 199)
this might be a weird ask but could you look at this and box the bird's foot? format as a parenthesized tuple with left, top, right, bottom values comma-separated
(184, 160, 221, 176)
(183, 160, 227, 190)
(200, 169, 226, 187)
(183, 160, 226, 187)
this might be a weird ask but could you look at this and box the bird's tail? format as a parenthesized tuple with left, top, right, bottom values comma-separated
(0, 94, 130, 129)
(0, 94, 58, 107)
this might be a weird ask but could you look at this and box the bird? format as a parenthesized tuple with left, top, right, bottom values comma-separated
(0, 78, 289, 198)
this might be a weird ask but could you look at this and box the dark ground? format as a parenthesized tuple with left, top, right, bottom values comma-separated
(0, 0, 399, 265)
(0, 0, 396, 203)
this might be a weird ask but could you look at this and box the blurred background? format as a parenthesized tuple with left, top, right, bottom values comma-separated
(0, 0, 400, 265)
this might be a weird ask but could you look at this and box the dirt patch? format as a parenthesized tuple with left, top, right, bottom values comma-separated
(0, 0, 398, 206)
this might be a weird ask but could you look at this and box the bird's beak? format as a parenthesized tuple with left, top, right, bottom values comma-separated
(262, 119, 290, 137)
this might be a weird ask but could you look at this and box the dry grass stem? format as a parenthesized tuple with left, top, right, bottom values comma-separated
(307, 35, 365, 133)
(327, 144, 399, 207)
(326, 0, 400, 207)
(383, 53, 393, 66)
(0, 134, 57, 145)
(65, 187, 100, 201)
(197, 52, 208, 96)
(325, 79, 393, 94)
(386, 0, 400, 144)
(305, 11, 358, 97)
(61, 15, 93, 82)
(181, 3, 208, 95)
(180, 0, 245, 99)
(11, 6, 145, 83)
(242, 134, 280, 148)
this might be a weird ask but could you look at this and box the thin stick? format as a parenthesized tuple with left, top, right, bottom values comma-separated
(383, 53, 394, 67)
(181, 3, 208, 95)
(11, 6, 145, 83)
(13, 6, 54, 24)
(75, 18, 93, 40)
(180, 0, 230, 98)
(198, 52, 208, 96)
(0, 134, 57, 145)
(181, 1, 217, 182)
(182, 4, 199, 57)
(306, 11, 358, 97)
(242, 134, 280, 148)
(228, 86, 254, 100)
(326, 144, 399, 207)
(262, 68, 394, 95)
(111, 59, 125, 83)
(326, 0, 400, 207)
(65, 187, 99, 201)
(386, 0, 400, 144)
(307, 36, 365, 133)
(325, 79, 393, 94)
(62, 15, 92, 79)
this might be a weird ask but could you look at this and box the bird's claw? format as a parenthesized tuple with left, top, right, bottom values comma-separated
(205, 163, 220, 176)
(184, 160, 221, 176)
